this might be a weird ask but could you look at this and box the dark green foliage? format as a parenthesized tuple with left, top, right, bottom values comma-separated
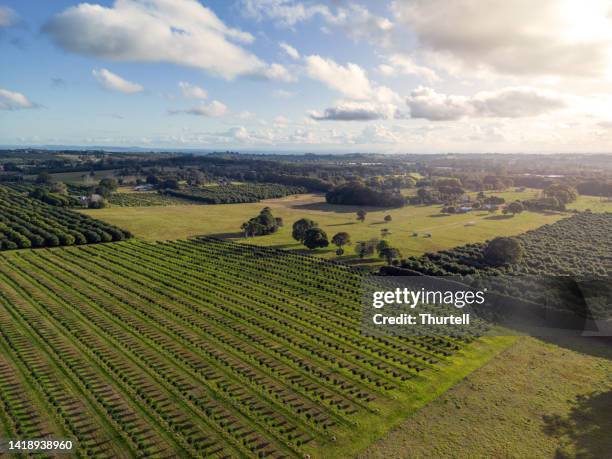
(399, 213, 612, 317)
(544, 184, 578, 205)
(356, 209, 367, 222)
(355, 239, 377, 258)
(164, 183, 306, 204)
(326, 182, 405, 208)
(484, 237, 523, 266)
(241, 207, 282, 237)
(292, 218, 318, 242)
(331, 232, 351, 248)
(506, 201, 524, 215)
(379, 247, 401, 265)
(302, 228, 329, 250)
(0, 185, 130, 251)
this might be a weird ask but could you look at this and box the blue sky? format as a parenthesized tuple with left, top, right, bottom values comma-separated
(1, 0, 612, 153)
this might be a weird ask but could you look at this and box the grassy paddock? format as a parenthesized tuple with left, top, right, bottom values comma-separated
(79, 190, 610, 264)
(359, 336, 612, 459)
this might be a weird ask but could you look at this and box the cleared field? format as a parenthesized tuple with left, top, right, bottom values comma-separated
(0, 238, 513, 458)
(360, 336, 612, 459)
(78, 190, 608, 262)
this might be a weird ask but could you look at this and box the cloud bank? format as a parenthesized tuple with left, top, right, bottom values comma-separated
(44, 0, 290, 81)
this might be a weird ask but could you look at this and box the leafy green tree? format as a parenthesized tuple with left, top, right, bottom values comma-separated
(376, 239, 390, 256)
(241, 207, 281, 237)
(292, 218, 318, 242)
(331, 232, 351, 249)
(356, 209, 367, 222)
(355, 239, 377, 258)
(507, 201, 524, 215)
(303, 228, 329, 250)
(384, 215, 392, 222)
(484, 237, 523, 266)
(379, 247, 401, 265)
(544, 184, 578, 205)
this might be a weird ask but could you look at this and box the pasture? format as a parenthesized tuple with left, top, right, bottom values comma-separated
(79, 189, 610, 263)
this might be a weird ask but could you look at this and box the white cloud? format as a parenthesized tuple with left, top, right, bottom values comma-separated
(0, 6, 17, 27)
(0, 89, 37, 110)
(305, 55, 373, 99)
(357, 124, 400, 144)
(279, 42, 299, 60)
(170, 100, 228, 117)
(392, 0, 612, 78)
(92, 68, 144, 94)
(179, 81, 208, 100)
(261, 63, 295, 82)
(241, 1, 393, 45)
(240, 0, 329, 27)
(377, 54, 439, 83)
(406, 86, 567, 121)
(44, 0, 288, 81)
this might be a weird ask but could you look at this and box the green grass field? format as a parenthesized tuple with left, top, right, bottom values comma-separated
(80, 190, 610, 264)
(360, 336, 612, 459)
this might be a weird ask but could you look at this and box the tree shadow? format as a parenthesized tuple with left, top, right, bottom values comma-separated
(328, 222, 357, 227)
(291, 202, 395, 213)
(429, 213, 450, 218)
(484, 214, 515, 220)
(536, 335, 612, 360)
(542, 390, 612, 458)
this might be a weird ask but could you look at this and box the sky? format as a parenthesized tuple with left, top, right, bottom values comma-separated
(2, 0, 612, 153)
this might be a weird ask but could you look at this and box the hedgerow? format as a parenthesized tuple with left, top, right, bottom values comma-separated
(163, 183, 307, 204)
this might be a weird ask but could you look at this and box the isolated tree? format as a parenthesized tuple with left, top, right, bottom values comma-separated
(484, 237, 523, 266)
(292, 218, 318, 242)
(384, 215, 392, 223)
(331, 232, 351, 250)
(355, 241, 375, 259)
(380, 228, 390, 238)
(356, 209, 367, 222)
(376, 239, 390, 257)
(507, 201, 524, 215)
(303, 228, 329, 250)
(241, 207, 281, 237)
(379, 247, 401, 265)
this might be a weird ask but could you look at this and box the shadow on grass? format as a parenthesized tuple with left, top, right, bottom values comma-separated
(537, 335, 612, 360)
(328, 222, 357, 226)
(484, 214, 515, 220)
(429, 213, 449, 218)
(542, 390, 612, 458)
(291, 202, 396, 213)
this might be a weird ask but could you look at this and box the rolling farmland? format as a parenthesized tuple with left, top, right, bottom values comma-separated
(0, 238, 505, 458)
